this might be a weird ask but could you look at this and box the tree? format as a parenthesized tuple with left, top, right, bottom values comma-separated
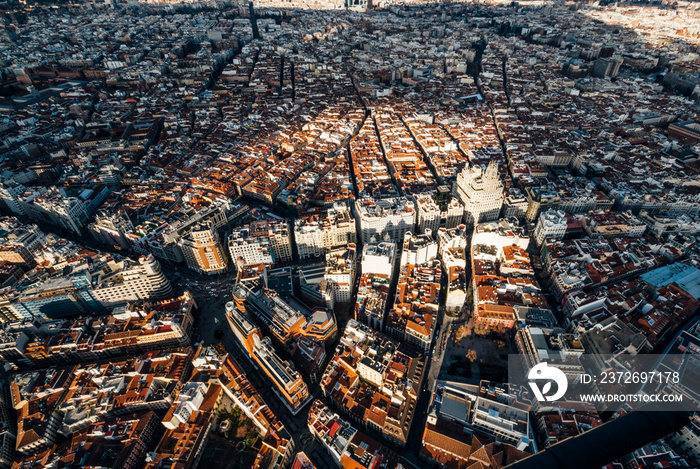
(244, 434, 257, 448)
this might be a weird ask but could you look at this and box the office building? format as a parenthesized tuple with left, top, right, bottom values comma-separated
(225, 302, 312, 415)
(180, 221, 228, 275)
(454, 162, 504, 227)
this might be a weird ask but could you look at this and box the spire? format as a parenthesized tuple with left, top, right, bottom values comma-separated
(485, 161, 499, 181)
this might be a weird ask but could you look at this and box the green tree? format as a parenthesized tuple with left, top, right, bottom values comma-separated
(243, 434, 256, 448)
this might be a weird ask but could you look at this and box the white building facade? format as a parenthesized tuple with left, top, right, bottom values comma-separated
(454, 162, 504, 227)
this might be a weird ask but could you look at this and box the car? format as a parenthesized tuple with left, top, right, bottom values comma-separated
(214, 329, 224, 340)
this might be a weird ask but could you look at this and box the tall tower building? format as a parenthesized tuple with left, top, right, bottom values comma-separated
(453, 161, 504, 228)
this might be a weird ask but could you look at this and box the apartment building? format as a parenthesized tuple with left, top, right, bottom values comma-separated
(89, 211, 135, 250)
(425, 380, 531, 450)
(355, 197, 415, 244)
(0, 180, 27, 216)
(321, 320, 426, 447)
(7, 255, 173, 321)
(20, 187, 90, 235)
(414, 188, 463, 234)
(228, 219, 292, 267)
(534, 209, 568, 246)
(355, 272, 390, 332)
(323, 244, 356, 307)
(232, 284, 337, 347)
(438, 225, 469, 314)
(638, 211, 700, 238)
(294, 204, 356, 260)
(361, 241, 396, 277)
(307, 400, 402, 469)
(89, 255, 174, 307)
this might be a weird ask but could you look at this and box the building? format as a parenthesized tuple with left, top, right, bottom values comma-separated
(534, 209, 568, 246)
(294, 204, 356, 260)
(228, 224, 274, 266)
(580, 210, 646, 238)
(454, 162, 504, 227)
(8, 255, 173, 321)
(225, 301, 312, 415)
(232, 284, 337, 348)
(88, 255, 174, 307)
(400, 231, 438, 267)
(354, 197, 415, 244)
(414, 188, 463, 234)
(180, 221, 228, 275)
(18, 187, 94, 235)
(298, 264, 327, 308)
(145, 382, 223, 469)
(525, 187, 563, 223)
(320, 320, 426, 447)
(323, 245, 356, 307)
(355, 273, 390, 332)
(425, 380, 531, 450)
(291, 452, 317, 469)
(438, 225, 469, 314)
(503, 187, 530, 220)
(0, 240, 39, 270)
(0, 219, 45, 260)
(638, 210, 700, 238)
(668, 120, 700, 143)
(592, 56, 623, 78)
(361, 241, 396, 277)
(534, 403, 601, 448)
(386, 231, 441, 351)
(89, 211, 135, 250)
(0, 180, 27, 216)
(307, 400, 402, 469)
(515, 326, 585, 380)
(228, 219, 292, 267)
(667, 414, 700, 466)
